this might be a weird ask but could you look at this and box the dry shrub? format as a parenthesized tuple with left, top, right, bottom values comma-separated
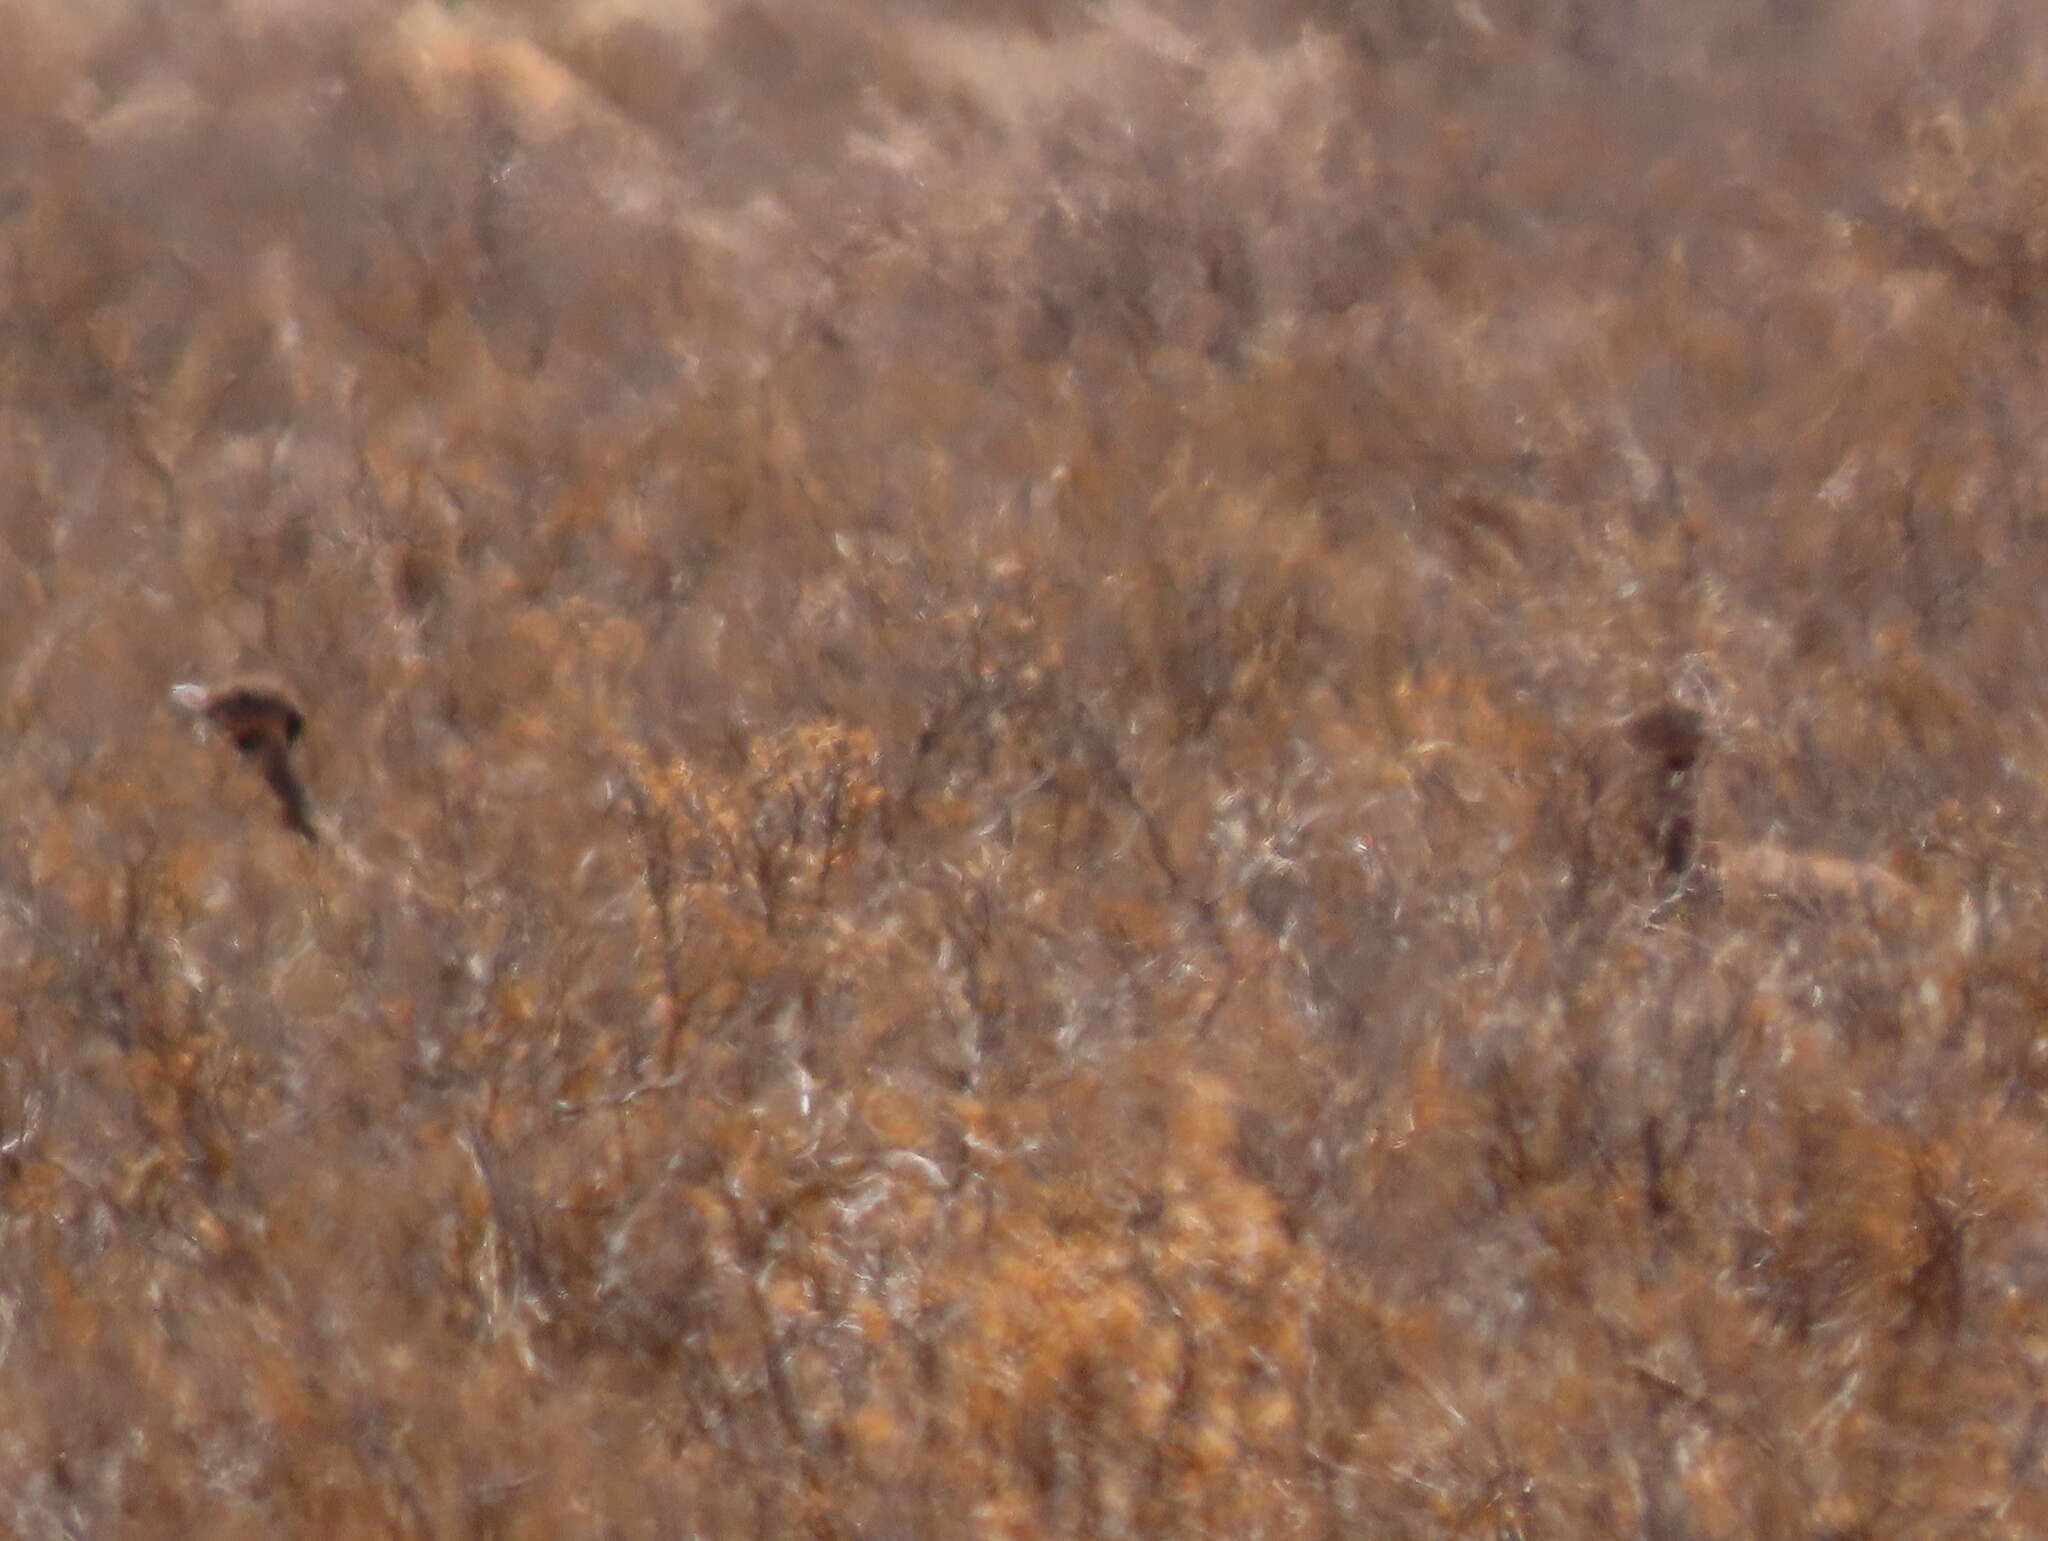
(7, 0, 2048, 1534)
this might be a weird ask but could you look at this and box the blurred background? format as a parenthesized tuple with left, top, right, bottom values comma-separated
(6, 1, 2048, 1534)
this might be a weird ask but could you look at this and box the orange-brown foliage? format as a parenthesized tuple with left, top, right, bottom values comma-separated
(6, 0, 2048, 1534)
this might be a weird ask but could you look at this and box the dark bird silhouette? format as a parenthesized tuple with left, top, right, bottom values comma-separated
(1626, 702, 1705, 881)
(1626, 702, 1705, 779)
(172, 678, 318, 841)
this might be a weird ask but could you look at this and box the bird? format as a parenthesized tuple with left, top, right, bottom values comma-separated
(1625, 702, 1705, 881)
(171, 677, 318, 841)
(1625, 702, 1705, 780)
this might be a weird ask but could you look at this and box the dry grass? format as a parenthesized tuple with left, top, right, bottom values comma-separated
(6, 0, 2048, 1534)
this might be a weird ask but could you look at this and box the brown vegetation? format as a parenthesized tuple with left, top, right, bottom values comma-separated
(6, 0, 2048, 1534)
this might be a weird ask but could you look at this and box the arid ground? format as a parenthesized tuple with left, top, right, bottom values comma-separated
(7, 1, 2048, 1534)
